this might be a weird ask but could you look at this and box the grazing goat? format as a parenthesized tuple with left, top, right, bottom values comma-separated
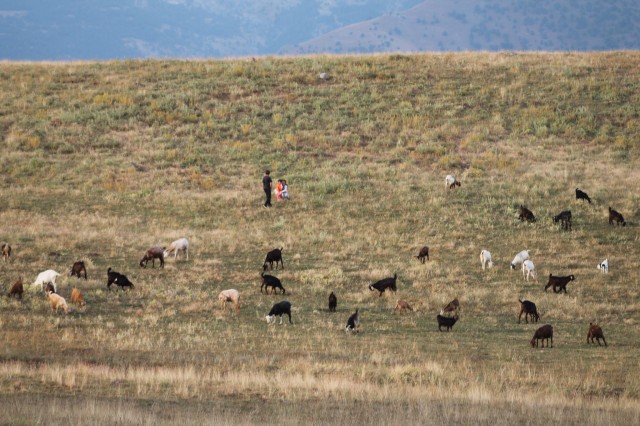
(107, 267, 134, 291)
(70, 288, 86, 307)
(46, 290, 69, 314)
(608, 207, 626, 226)
(441, 298, 460, 316)
(597, 259, 609, 274)
(260, 272, 286, 295)
(530, 324, 553, 348)
(510, 250, 530, 270)
(140, 246, 165, 268)
(576, 188, 592, 204)
(266, 300, 292, 324)
(518, 205, 536, 223)
(437, 314, 459, 331)
(368, 273, 397, 297)
(164, 238, 189, 260)
(1, 243, 11, 262)
(70, 261, 87, 279)
(33, 270, 61, 292)
(522, 260, 536, 281)
(218, 289, 240, 313)
(480, 250, 493, 270)
(7, 277, 23, 299)
(328, 292, 337, 312)
(445, 174, 461, 189)
(553, 210, 572, 231)
(587, 323, 607, 347)
(518, 299, 540, 323)
(544, 274, 575, 294)
(416, 246, 429, 263)
(394, 299, 413, 313)
(262, 247, 284, 271)
(345, 309, 360, 334)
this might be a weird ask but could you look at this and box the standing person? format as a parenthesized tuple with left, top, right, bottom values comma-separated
(262, 169, 273, 208)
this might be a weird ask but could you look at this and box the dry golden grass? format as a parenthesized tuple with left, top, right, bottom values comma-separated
(0, 52, 639, 424)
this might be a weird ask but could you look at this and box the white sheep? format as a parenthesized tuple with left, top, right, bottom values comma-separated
(218, 289, 240, 313)
(522, 260, 536, 281)
(480, 249, 493, 270)
(597, 259, 609, 274)
(445, 174, 461, 189)
(47, 290, 69, 314)
(164, 238, 189, 260)
(510, 250, 530, 270)
(33, 269, 61, 292)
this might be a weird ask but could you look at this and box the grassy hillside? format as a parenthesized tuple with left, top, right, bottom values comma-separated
(0, 52, 639, 425)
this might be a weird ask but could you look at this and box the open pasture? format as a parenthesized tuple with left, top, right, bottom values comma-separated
(0, 52, 639, 424)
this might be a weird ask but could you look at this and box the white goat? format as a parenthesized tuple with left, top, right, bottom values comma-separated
(218, 289, 240, 313)
(510, 250, 530, 270)
(522, 260, 536, 281)
(480, 250, 493, 270)
(597, 259, 609, 274)
(33, 270, 61, 292)
(164, 238, 189, 260)
(445, 174, 461, 189)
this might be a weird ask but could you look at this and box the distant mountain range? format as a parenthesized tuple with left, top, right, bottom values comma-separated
(1, 0, 639, 60)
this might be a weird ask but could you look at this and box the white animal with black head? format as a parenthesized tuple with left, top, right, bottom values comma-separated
(345, 309, 360, 334)
(597, 259, 609, 274)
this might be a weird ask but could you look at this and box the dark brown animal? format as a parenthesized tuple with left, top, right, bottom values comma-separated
(441, 298, 459, 316)
(263, 247, 284, 271)
(437, 314, 459, 331)
(368, 274, 397, 297)
(44, 283, 56, 294)
(518, 205, 536, 223)
(70, 261, 88, 279)
(140, 246, 165, 268)
(576, 188, 592, 204)
(1, 243, 10, 262)
(530, 324, 553, 348)
(416, 246, 429, 263)
(518, 299, 539, 323)
(552, 210, 572, 231)
(587, 323, 607, 346)
(107, 267, 134, 291)
(7, 277, 23, 299)
(260, 272, 285, 295)
(328, 291, 337, 312)
(544, 274, 575, 294)
(608, 207, 626, 226)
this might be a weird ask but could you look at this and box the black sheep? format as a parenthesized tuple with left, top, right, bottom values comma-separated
(260, 272, 286, 295)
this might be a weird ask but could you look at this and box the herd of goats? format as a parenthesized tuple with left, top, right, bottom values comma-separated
(1, 177, 628, 348)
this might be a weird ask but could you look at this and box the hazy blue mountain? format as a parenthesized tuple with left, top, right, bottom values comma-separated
(284, 0, 640, 54)
(0, 0, 421, 60)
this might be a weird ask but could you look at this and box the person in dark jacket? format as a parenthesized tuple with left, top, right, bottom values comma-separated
(262, 169, 273, 207)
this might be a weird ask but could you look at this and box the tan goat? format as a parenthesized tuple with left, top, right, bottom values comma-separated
(70, 288, 86, 307)
(218, 289, 240, 313)
(394, 299, 413, 313)
(47, 290, 69, 314)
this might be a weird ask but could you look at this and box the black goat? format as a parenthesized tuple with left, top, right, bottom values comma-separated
(328, 291, 337, 312)
(368, 274, 397, 297)
(260, 272, 286, 295)
(553, 210, 572, 230)
(107, 267, 134, 290)
(263, 247, 284, 271)
(437, 314, 459, 331)
(416, 246, 429, 263)
(345, 309, 360, 334)
(518, 299, 540, 324)
(576, 188, 592, 204)
(266, 300, 292, 324)
(531, 324, 553, 348)
(608, 207, 626, 226)
(70, 261, 88, 279)
(518, 205, 536, 223)
(544, 274, 575, 294)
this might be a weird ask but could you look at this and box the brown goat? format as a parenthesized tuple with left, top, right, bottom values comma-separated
(518, 299, 539, 324)
(530, 324, 553, 348)
(2, 243, 11, 262)
(140, 246, 165, 268)
(608, 207, 626, 226)
(70, 261, 88, 279)
(416, 246, 429, 263)
(394, 299, 413, 313)
(70, 288, 86, 307)
(587, 323, 607, 346)
(441, 298, 459, 316)
(518, 205, 536, 223)
(7, 277, 23, 299)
